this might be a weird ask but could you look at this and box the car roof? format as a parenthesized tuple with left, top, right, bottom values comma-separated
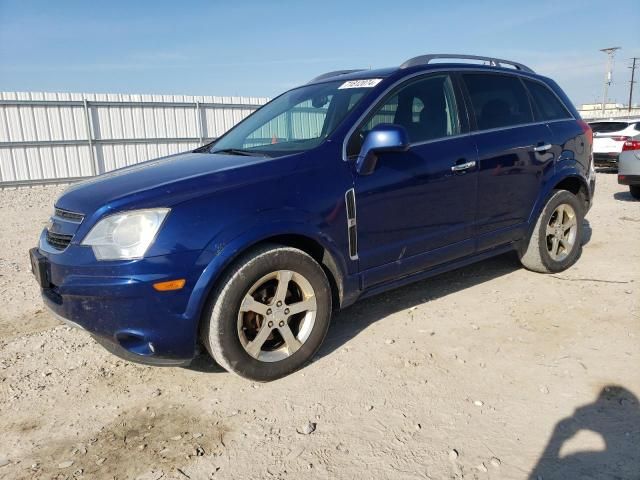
(306, 53, 542, 86)
(306, 62, 543, 86)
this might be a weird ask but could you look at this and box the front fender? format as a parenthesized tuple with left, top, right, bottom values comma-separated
(183, 216, 355, 332)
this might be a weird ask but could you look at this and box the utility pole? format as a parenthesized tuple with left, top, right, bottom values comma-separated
(600, 47, 621, 116)
(629, 57, 638, 114)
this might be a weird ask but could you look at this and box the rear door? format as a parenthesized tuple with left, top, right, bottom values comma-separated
(523, 78, 586, 169)
(461, 72, 554, 251)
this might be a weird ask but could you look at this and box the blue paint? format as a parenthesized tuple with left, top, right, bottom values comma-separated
(32, 62, 594, 365)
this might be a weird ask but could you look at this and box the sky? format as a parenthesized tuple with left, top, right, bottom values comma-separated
(1, 0, 639, 106)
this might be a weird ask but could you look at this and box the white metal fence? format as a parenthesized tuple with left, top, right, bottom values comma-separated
(577, 106, 640, 120)
(0, 91, 269, 186)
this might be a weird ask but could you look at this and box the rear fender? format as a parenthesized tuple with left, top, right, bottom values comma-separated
(524, 165, 589, 245)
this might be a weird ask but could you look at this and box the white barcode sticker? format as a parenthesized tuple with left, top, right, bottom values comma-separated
(338, 78, 383, 89)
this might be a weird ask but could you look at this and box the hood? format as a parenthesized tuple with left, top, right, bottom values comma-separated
(55, 151, 276, 214)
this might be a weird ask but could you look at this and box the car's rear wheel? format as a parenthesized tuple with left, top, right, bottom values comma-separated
(630, 185, 640, 200)
(519, 190, 584, 273)
(201, 244, 331, 381)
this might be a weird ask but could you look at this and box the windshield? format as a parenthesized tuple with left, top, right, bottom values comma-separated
(207, 80, 375, 156)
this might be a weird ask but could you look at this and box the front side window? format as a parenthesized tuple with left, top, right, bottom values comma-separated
(463, 73, 533, 130)
(348, 74, 461, 157)
(209, 80, 373, 157)
(524, 79, 571, 121)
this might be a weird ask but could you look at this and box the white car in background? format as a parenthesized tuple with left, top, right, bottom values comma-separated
(589, 119, 640, 167)
(618, 137, 640, 199)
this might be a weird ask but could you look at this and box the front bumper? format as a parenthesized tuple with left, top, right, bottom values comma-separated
(32, 239, 208, 366)
(43, 301, 191, 366)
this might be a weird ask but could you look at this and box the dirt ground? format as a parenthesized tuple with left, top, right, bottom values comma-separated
(0, 172, 638, 480)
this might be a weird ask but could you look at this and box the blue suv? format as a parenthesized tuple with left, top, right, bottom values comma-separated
(30, 54, 595, 381)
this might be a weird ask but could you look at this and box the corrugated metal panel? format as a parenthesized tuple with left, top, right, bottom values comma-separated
(0, 91, 269, 185)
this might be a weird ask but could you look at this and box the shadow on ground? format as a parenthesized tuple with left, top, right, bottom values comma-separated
(185, 352, 226, 373)
(595, 167, 617, 174)
(318, 251, 522, 359)
(614, 190, 639, 202)
(529, 385, 640, 479)
(188, 221, 594, 373)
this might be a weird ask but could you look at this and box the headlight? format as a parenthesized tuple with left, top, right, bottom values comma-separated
(81, 208, 170, 260)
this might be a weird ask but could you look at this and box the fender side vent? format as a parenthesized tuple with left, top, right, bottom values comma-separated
(345, 188, 358, 260)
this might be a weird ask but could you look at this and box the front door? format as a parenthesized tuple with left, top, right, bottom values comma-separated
(347, 74, 478, 288)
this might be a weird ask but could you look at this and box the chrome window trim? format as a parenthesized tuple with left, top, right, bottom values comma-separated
(342, 68, 576, 162)
(467, 118, 574, 137)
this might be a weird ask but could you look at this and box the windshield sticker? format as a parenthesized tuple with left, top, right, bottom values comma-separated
(338, 78, 382, 89)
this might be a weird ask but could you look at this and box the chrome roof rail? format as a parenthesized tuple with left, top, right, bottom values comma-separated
(308, 69, 366, 84)
(399, 54, 534, 73)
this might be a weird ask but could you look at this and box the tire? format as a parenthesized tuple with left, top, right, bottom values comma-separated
(519, 190, 584, 273)
(201, 244, 332, 381)
(630, 185, 640, 200)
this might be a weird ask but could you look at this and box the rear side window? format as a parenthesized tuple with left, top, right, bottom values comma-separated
(524, 80, 571, 121)
(463, 73, 533, 130)
(589, 122, 630, 133)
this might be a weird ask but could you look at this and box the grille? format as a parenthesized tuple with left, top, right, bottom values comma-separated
(54, 208, 84, 223)
(46, 231, 73, 251)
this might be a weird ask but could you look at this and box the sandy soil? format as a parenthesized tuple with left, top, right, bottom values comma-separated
(0, 173, 638, 480)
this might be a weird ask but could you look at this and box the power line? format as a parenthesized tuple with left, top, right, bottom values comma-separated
(629, 57, 639, 114)
(600, 47, 621, 115)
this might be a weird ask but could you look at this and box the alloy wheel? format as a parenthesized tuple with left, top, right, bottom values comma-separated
(545, 203, 578, 262)
(237, 270, 317, 362)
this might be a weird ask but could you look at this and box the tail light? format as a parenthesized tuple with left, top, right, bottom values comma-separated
(577, 120, 593, 146)
(611, 135, 631, 142)
(622, 139, 640, 151)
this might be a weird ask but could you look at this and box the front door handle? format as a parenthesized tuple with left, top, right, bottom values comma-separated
(451, 160, 476, 172)
(533, 143, 552, 152)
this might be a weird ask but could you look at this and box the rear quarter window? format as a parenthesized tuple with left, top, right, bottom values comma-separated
(524, 79, 572, 121)
(463, 73, 533, 130)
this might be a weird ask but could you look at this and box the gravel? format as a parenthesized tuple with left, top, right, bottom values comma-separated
(0, 173, 639, 479)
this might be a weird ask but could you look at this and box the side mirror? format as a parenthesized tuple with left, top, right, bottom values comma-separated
(356, 124, 410, 175)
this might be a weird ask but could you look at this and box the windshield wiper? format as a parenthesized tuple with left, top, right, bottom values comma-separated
(211, 148, 267, 157)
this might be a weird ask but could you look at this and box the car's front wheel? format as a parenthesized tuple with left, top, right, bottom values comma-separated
(519, 190, 584, 273)
(201, 244, 332, 381)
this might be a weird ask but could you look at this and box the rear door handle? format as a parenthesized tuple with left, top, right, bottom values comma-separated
(533, 143, 552, 152)
(451, 160, 476, 172)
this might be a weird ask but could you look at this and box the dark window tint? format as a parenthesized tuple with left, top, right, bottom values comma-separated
(463, 74, 533, 130)
(351, 75, 460, 154)
(589, 122, 630, 133)
(524, 80, 571, 121)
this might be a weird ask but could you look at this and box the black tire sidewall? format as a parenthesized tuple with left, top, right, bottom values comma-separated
(207, 247, 331, 381)
(537, 190, 584, 273)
